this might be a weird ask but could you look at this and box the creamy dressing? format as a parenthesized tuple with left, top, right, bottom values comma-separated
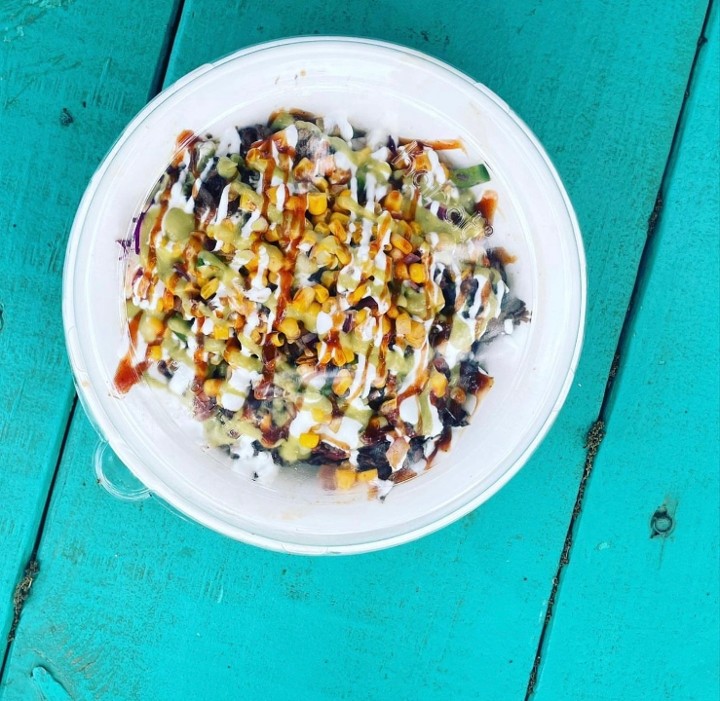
(213, 184, 231, 224)
(399, 396, 420, 424)
(229, 435, 277, 482)
(289, 408, 315, 438)
(275, 183, 287, 211)
(316, 311, 333, 335)
(168, 363, 193, 395)
(216, 127, 241, 157)
(284, 124, 299, 149)
(321, 416, 364, 451)
(426, 149, 447, 185)
(323, 113, 354, 141)
(241, 209, 261, 237)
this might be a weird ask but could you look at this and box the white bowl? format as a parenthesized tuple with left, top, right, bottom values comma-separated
(63, 37, 585, 554)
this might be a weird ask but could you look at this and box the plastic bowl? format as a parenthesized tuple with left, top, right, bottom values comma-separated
(63, 37, 585, 554)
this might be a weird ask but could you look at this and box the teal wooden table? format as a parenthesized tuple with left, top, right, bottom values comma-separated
(1, 2, 718, 699)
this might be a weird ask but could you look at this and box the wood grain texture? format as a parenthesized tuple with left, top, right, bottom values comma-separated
(0, 414, 601, 701)
(0, 0, 180, 647)
(533, 6, 720, 700)
(0, 1, 711, 699)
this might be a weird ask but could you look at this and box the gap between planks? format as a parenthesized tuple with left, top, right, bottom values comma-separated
(523, 2, 716, 697)
(0, 0, 187, 687)
(0, 397, 77, 683)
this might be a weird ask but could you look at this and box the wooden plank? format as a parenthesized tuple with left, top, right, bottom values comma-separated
(0, 0, 180, 648)
(0, 1, 709, 699)
(533, 6, 720, 700)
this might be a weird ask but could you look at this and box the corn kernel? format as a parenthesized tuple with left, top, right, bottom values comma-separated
(292, 286, 316, 309)
(243, 254, 259, 273)
(331, 346, 346, 366)
(314, 249, 335, 269)
(313, 177, 329, 193)
(332, 166, 354, 186)
(356, 468, 378, 483)
(329, 211, 351, 226)
(409, 263, 427, 284)
(328, 219, 346, 240)
(336, 245, 351, 266)
(245, 148, 264, 166)
(201, 278, 220, 299)
(407, 320, 426, 349)
(383, 190, 403, 212)
(450, 387, 467, 404)
(317, 234, 339, 253)
(311, 406, 330, 423)
(333, 369, 353, 396)
(203, 378, 223, 397)
(413, 152, 431, 172)
(387, 305, 399, 319)
(160, 289, 175, 312)
(149, 344, 163, 361)
(348, 283, 368, 306)
(307, 192, 328, 216)
(314, 222, 330, 236)
(396, 312, 412, 337)
(147, 315, 165, 339)
(299, 432, 320, 449)
(240, 191, 257, 212)
(429, 371, 448, 397)
(313, 285, 329, 303)
(224, 347, 242, 367)
(301, 230, 318, 248)
(278, 316, 301, 341)
(293, 158, 316, 181)
(269, 332, 285, 347)
(390, 232, 413, 254)
(335, 468, 357, 490)
(213, 325, 230, 340)
(395, 262, 409, 280)
(285, 195, 307, 212)
(251, 215, 268, 233)
(265, 245, 284, 272)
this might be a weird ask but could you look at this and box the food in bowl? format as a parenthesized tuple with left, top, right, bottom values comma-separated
(115, 109, 528, 494)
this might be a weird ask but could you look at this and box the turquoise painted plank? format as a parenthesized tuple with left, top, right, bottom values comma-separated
(0, 0, 180, 648)
(533, 6, 720, 701)
(0, 414, 604, 701)
(1, 1, 709, 699)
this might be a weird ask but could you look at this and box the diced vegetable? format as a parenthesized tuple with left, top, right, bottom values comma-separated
(451, 163, 491, 188)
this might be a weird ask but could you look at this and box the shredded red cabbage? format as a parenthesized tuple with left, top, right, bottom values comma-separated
(133, 212, 145, 255)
